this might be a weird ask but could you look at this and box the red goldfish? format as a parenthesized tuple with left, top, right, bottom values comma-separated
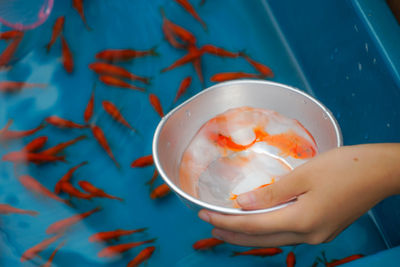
(41, 241, 66, 267)
(160, 8, 196, 47)
(40, 135, 87, 156)
(174, 76, 192, 102)
(149, 94, 164, 117)
(19, 175, 69, 205)
(326, 254, 364, 267)
(91, 124, 120, 168)
(0, 203, 38, 216)
(0, 81, 46, 93)
(99, 75, 145, 92)
(2, 151, 66, 164)
(161, 47, 203, 73)
(23, 136, 48, 152)
(286, 251, 296, 267)
(150, 184, 171, 199)
(72, 0, 91, 30)
(0, 30, 24, 40)
(95, 47, 158, 62)
(0, 120, 45, 141)
(241, 53, 274, 78)
(102, 100, 136, 132)
(21, 234, 62, 262)
(208, 132, 254, 152)
(201, 44, 240, 58)
(78, 181, 123, 201)
(210, 72, 262, 82)
(131, 155, 153, 168)
(89, 62, 150, 84)
(54, 161, 88, 194)
(84, 86, 95, 123)
(161, 9, 186, 49)
(127, 246, 156, 267)
(0, 35, 23, 68)
(59, 182, 93, 200)
(232, 247, 283, 257)
(193, 238, 224, 250)
(89, 228, 147, 242)
(46, 16, 65, 52)
(97, 239, 156, 258)
(45, 116, 87, 129)
(146, 169, 158, 187)
(61, 35, 74, 73)
(174, 0, 207, 29)
(46, 207, 101, 234)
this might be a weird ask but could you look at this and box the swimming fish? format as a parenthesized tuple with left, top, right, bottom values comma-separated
(210, 72, 262, 82)
(240, 53, 274, 78)
(41, 241, 66, 267)
(21, 234, 63, 262)
(102, 100, 137, 132)
(127, 246, 156, 267)
(46, 16, 65, 52)
(2, 151, 66, 164)
(78, 181, 123, 201)
(160, 8, 196, 47)
(46, 207, 101, 234)
(40, 135, 87, 156)
(174, 76, 192, 103)
(149, 93, 164, 117)
(0, 81, 46, 93)
(91, 124, 120, 168)
(232, 247, 283, 257)
(161, 47, 203, 73)
(0, 203, 38, 216)
(0, 120, 45, 141)
(326, 254, 364, 267)
(174, 0, 207, 29)
(145, 169, 158, 187)
(54, 161, 88, 194)
(89, 62, 150, 84)
(286, 251, 296, 267)
(45, 116, 87, 129)
(193, 237, 224, 250)
(59, 182, 93, 200)
(131, 155, 153, 168)
(61, 35, 74, 73)
(72, 0, 91, 30)
(84, 85, 95, 124)
(99, 75, 145, 92)
(150, 184, 171, 199)
(97, 239, 156, 258)
(201, 44, 240, 58)
(0, 35, 23, 68)
(0, 30, 24, 40)
(23, 136, 48, 152)
(95, 47, 158, 62)
(89, 228, 147, 242)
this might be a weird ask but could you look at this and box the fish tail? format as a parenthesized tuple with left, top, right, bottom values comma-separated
(159, 7, 166, 18)
(231, 252, 240, 257)
(149, 45, 160, 57)
(45, 43, 51, 53)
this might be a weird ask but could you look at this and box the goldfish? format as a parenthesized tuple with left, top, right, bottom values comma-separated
(40, 135, 87, 156)
(41, 241, 66, 267)
(46, 16, 65, 52)
(193, 238, 224, 250)
(19, 175, 69, 205)
(46, 207, 101, 234)
(95, 47, 158, 62)
(2, 151, 66, 164)
(131, 155, 153, 168)
(161, 9, 186, 49)
(89, 228, 147, 242)
(174, 76, 192, 103)
(23, 136, 48, 152)
(0, 81, 46, 93)
(59, 182, 93, 200)
(232, 247, 283, 257)
(0, 35, 23, 68)
(45, 116, 87, 129)
(89, 62, 150, 84)
(193, 57, 204, 83)
(210, 72, 262, 82)
(0, 120, 45, 141)
(208, 132, 254, 152)
(99, 75, 145, 92)
(61, 35, 74, 73)
(21, 234, 63, 262)
(149, 93, 164, 117)
(161, 47, 203, 73)
(146, 169, 158, 187)
(150, 184, 171, 199)
(160, 8, 196, 46)
(127, 246, 156, 267)
(102, 100, 137, 132)
(0, 203, 38, 216)
(326, 254, 364, 267)
(201, 44, 240, 58)
(97, 239, 156, 258)
(286, 251, 296, 267)
(78, 180, 123, 201)
(91, 124, 120, 168)
(241, 53, 274, 78)
(72, 0, 91, 30)
(174, 0, 207, 29)
(84, 85, 95, 123)
(0, 30, 24, 40)
(54, 161, 88, 194)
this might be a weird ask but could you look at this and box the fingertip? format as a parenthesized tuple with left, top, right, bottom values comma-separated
(236, 192, 256, 208)
(198, 210, 210, 223)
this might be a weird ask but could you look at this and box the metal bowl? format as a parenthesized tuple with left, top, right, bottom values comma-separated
(152, 80, 342, 215)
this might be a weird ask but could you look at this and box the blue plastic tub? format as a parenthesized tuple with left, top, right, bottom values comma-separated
(0, 0, 398, 266)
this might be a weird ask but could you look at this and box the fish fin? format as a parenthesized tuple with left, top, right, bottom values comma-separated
(150, 45, 161, 57)
(231, 252, 240, 257)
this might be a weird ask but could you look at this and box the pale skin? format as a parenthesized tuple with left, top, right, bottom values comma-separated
(198, 143, 400, 247)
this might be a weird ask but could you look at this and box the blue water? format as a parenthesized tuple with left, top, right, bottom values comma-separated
(0, 0, 395, 266)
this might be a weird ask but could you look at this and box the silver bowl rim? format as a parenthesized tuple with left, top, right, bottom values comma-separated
(152, 79, 343, 215)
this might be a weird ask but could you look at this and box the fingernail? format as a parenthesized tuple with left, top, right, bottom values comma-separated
(198, 210, 210, 223)
(237, 192, 255, 207)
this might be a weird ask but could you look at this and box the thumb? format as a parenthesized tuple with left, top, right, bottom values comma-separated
(236, 171, 308, 210)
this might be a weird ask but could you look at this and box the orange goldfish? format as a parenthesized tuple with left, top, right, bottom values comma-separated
(146, 169, 158, 187)
(2, 151, 66, 163)
(45, 116, 87, 129)
(161, 47, 203, 73)
(286, 251, 296, 267)
(97, 239, 156, 258)
(174, 76, 192, 103)
(0, 203, 38, 216)
(232, 247, 283, 257)
(131, 155, 153, 168)
(61, 35, 74, 73)
(241, 53, 274, 78)
(326, 254, 364, 267)
(160, 8, 196, 46)
(150, 184, 171, 199)
(46, 16, 65, 52)
(0, 30, 24, 40)
(0, 120, 45, 141)
(149, 93, 164, 117)
(95, 47, 158, 62)
(89, 228, 147, 242)
(0, 81, 46, 93)
(41, 241, 66, 267)
(54, 161, 88, 194)
(19, 175, 69, 205)
(23, 136, 48, 152)
(193, 238, 224, 250)
(59, 182, 93, 200)
(46, 207, 101, 234)
(201, 44, 240, 58)
(21, 234, 62, 262)
(99, 75, 145, 92)
(78, 181, 123, 201)
(208, 132, 253, 152)
(84, 86, 95, 123)
(91, 124, 120, 168)
(0, 35, 23, 68)
(72, 0, 91, 30)
(161, 11, 186, 50)
(174, 0, 207, 29)
(210, 72, 262, 82)
(89, 62, 150, 84)
(40, 135, 86, 156)
(127, 246, 156, 267)
(102, 100, 137, 132)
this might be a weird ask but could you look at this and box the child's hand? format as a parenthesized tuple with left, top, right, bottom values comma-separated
(198, 144, 400, 247)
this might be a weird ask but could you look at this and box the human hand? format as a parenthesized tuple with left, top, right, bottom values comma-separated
(198, 144, 400, 247)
